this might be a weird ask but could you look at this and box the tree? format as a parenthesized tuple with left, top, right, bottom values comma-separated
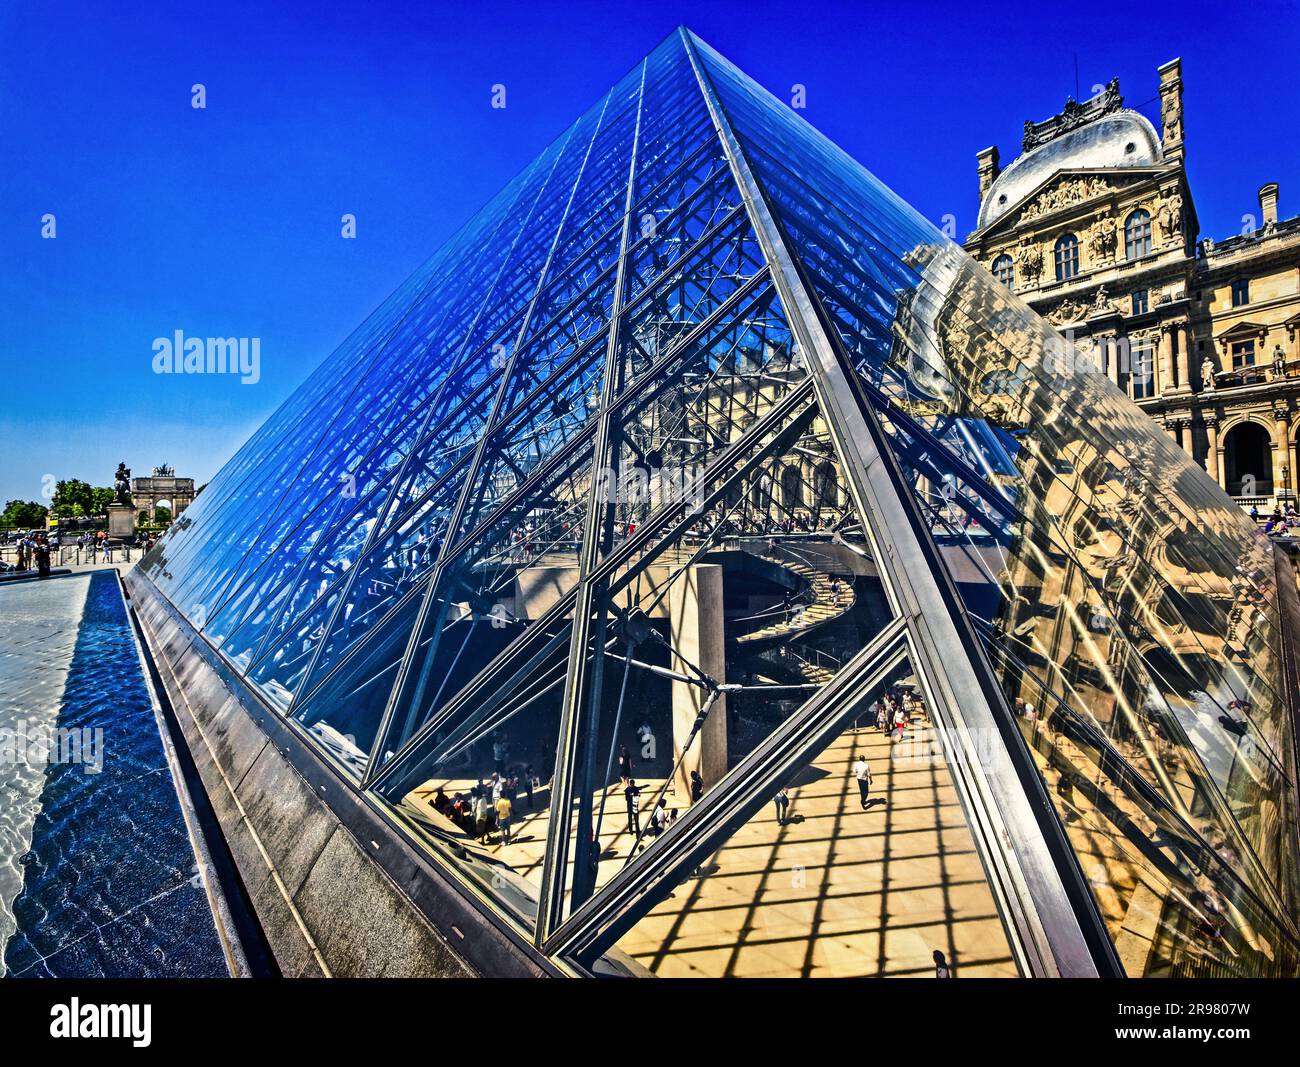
(90, 486, 117, 514)
(153, 505, 172, 524)
(51, 479, 94, 516)
(1, 499, 48, 529)
(49, 479, 120, 517)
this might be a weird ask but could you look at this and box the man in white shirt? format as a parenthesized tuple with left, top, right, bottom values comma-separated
(852, 755, 872, 810)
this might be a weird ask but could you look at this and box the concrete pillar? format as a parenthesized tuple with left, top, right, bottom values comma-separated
(1204, 418, 1221, 486)
(668, 564, 727, 804)
(916, 472, 933, 509)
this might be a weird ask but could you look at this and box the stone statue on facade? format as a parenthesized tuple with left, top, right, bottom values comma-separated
(1201, 357, 1217, 391)
(1014, 239, 1043, 282)
(1090, 285, 1117, 315)
(1156, 192, 1183, 245)
(1161, 89, 1183, 144)
(1086, 220, 1116, 263)
(1047, 298, 1086, 325)
(1022, 79, 1123, 152)
(1273, 344, 1288, 381)
(1020, 176, 1112, 223)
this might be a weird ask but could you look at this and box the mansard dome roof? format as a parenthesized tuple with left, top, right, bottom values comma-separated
(978, 110, 1163, 230)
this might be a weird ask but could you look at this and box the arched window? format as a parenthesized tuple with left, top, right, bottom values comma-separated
(815, 460, 839, 511)
(781, 465, 804, 511)
(1054, 233, 1079, 281)
(1223, 421, 1273, 497)
(992, 253, 1014, 288)
(1125, 209, 1152, 261)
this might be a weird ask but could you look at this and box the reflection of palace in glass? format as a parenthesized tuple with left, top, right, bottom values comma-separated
(125, 28, 1300, 977)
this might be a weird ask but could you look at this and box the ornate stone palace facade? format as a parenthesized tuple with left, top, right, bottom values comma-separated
(965, 59, 1300, 509)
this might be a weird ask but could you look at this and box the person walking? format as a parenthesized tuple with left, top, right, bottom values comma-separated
(494, 793, 513, 845)
(689, 769, 704, 804)
(852, 754, 873, 810)
(522, 763, 536, 811)
(1057, 771, 1075, 805)
(648, 797, 669, 838)
(773, 787, 790, 826)
(616, 744, 635, 783)
(624, 778, 642, 837)
(473, 791, 491, 844)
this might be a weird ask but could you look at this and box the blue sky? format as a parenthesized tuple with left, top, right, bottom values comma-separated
(2, 0, 1297, 506)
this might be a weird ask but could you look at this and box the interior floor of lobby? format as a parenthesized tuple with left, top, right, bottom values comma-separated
(407, 715, 1018, 977)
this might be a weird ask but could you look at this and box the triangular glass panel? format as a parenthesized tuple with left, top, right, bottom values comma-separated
(537, 395, 897, 924)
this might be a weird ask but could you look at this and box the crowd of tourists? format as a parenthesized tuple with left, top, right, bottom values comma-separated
(615, 738, 684, 845)
(4, 531, 55, 576)
(1, 527, 160, 575)
(1250, 502, 1300, 537)
(869, 686, 926, 740)
(428, 732, 543, 847)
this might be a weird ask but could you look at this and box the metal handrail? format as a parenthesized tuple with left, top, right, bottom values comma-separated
(0, 543, 144, 568)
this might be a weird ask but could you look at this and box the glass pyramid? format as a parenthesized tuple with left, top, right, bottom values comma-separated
(136, 28, 1300, 977)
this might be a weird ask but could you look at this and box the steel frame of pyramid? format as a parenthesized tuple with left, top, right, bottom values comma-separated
(130, 28, 1300, 977)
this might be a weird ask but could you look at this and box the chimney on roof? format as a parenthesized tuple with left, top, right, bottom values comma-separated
(1157, 58, 1184, 162)
(977, 145, 1000, 203)
(1259, 183, 1279, 227)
